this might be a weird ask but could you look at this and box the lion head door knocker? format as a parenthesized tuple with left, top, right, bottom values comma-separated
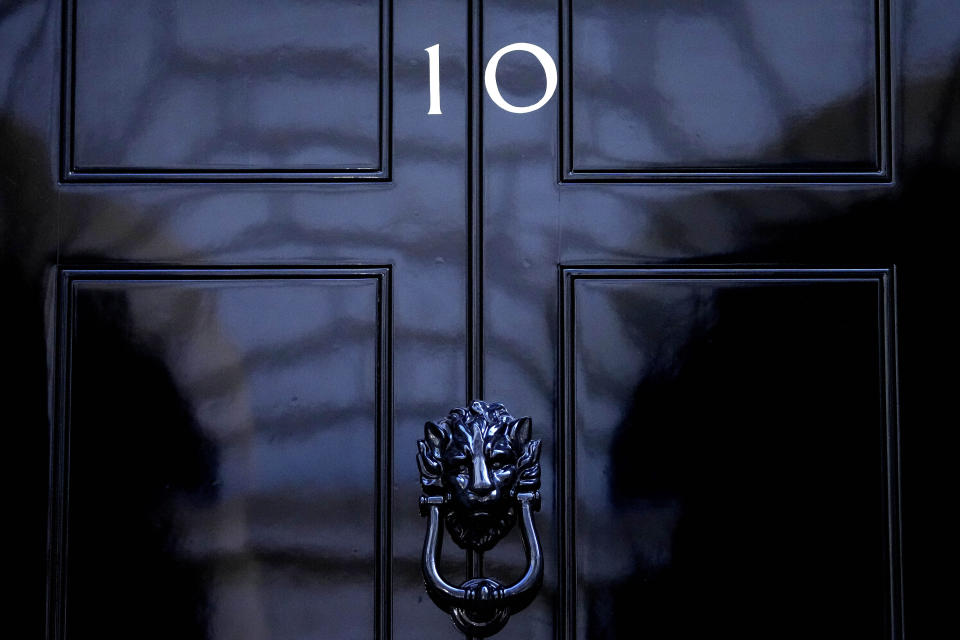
(417, 401, 544, 637)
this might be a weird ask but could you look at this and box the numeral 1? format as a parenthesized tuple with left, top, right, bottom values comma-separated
(425, 44, 442, 115)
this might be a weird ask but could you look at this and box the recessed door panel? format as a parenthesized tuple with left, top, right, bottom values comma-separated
(66, 0, 389, 179)
(560, 270, 895, 639)
(54, 270, 390, 640)
(563, 0, 887, 180)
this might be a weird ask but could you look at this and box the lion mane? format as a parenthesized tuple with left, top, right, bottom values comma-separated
(417, 401, 541, 551)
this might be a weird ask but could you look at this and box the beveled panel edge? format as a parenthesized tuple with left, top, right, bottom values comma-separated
(558, 0, 893, 184)
(45, 265, 394, 640)
(556, 265, 902, 640)
(468, 0, 484, 402)
(59, 0, 393, 183)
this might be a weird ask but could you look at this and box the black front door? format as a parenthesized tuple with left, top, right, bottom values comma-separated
(3, 0, 954, 638)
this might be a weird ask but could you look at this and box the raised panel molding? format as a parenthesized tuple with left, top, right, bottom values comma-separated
(558, 267, 901, 638)
(48, 267, 392, 638)
(61, 1, 392, 182)
(560, 1, 892, 183)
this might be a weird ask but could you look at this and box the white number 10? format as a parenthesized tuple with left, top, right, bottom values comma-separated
(425, 43, 558, 115)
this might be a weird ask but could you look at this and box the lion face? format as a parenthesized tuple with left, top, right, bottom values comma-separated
(418, 401, 541, 551)
(443, 418, 521, 517)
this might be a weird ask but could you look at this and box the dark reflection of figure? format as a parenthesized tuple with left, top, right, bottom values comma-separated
(555, 52, 959, 639)
(1, 114, 57, 635)
(1, 116, 218, 637)
(66, 290, 218, 638)
(591, 284, 882, 640)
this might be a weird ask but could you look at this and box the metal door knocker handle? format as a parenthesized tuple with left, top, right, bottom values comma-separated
(417, 401, 544, 637)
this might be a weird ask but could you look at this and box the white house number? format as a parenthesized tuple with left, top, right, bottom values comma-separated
(425, 43, 558, 115)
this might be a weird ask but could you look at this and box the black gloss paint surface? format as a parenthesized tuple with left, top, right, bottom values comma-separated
(566, 0, 884, 178)
(1, 0, 954, 638)
(567, 275, 886, 639)
(65, 0, 390, 180)
(62, 274, 386, 639)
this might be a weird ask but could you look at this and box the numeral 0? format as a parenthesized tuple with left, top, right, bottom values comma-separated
(425, 43, 558, 115)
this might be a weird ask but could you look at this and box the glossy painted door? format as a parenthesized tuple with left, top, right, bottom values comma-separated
(476, 2, 951, 639)
(5, 2, 471, 639)
(1, 0, 954, 638)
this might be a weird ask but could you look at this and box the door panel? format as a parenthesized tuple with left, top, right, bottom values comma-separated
(563, 0, 888, 180)
(561, 269, 894, 640)
(65, 0, 390, 179)
(56, 269, 389, 640)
